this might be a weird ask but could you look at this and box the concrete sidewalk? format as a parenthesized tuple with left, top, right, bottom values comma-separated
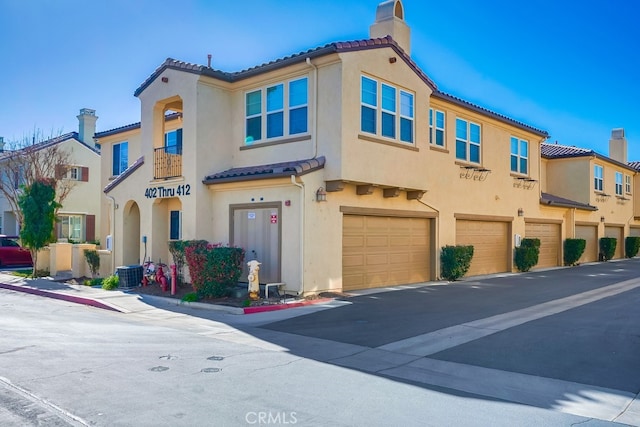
(0, 272, 334, 316)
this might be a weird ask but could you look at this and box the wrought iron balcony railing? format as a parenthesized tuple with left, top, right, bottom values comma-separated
(153, 145, 182, 179)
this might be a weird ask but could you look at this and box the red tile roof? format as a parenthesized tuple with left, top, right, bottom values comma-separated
(203, 156, 325, 185)
(540, 143, 593, 159)
(104, 156, 144, 193)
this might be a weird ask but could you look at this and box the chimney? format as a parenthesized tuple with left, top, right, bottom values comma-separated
(609, 128, 627, 163)
(370, 0, 411, 54)
(77, 108, 98, 145)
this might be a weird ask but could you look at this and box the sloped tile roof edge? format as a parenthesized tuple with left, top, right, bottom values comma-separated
(542, 143, 636, 172)
(0, 132, 99, 159)
(432, 92, 548, 137)
(540, 192, 597, 211)
(94, 113, 181, 139)
(203, 156, 325, 185)
(627, 161, 640, 171)
(104, 156, 144, 194)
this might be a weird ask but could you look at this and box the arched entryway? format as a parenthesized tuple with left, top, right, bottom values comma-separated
(122, 201, 141, 265)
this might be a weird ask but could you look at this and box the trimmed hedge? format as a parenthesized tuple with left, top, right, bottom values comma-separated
(441, 245, 474, 281)
(625, 236, 640, 258)
(185, 242, 245, 298)
(514, 238, 540, 272)
(599, 237, 617, 261)
(564, 238, 586, 266)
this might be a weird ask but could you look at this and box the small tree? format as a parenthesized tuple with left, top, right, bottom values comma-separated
(84, 249, 100, 278)
(599, 237, 617, 261)
(18, 180, 60, 277)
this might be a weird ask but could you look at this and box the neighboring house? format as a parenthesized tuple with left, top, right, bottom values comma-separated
(540, 129, 637, 263)
(95, 0, 637, 295)
(0, 108, 102, 243)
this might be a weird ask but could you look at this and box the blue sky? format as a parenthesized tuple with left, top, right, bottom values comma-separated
(1, 0, 638, 159)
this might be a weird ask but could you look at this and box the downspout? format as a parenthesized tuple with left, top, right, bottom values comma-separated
(106, 194, 116, 273)
(305, 57, 318, 159)
(416, 195, 441, 280)
(291, 175, 305, 295)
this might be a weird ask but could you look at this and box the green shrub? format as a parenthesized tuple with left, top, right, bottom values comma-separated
(168, 240, 194, 286)
(84, 249, 100, 277)
(564, 238, 586, 266)
(181, 292, 199, 302)
(625, 236, 640, 258)
(599, 237, 617, 261)
(514, 238, 540, 272)
(185, 242, 245, 298)
(83, 278, 103, 287)
(440, 245, 474, 281)
(102, 274, 119, 290)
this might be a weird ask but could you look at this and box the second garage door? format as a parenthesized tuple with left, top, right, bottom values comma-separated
(605, 226, 624, 259)
(456, 220, 509, 277)
(575, 224, 598, 263)
(525, 222, 561, 268)
(342, 215, 431, 291)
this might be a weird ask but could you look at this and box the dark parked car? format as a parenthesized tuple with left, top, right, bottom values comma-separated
(0, 236, 33, 267)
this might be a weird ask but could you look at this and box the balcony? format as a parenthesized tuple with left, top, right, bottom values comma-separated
(154, 145, 182, 179)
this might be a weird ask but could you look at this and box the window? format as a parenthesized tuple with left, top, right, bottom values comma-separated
(510, 137, 528, 174)
(455, 118, 481, 163)
(65, 166, 80, 181)
(429, 109, 445, 146)
(170, 211, 181, 240)
(360, 75, 414, 144)
(164, 129, 182, 155)
(59, 215, 83, 241)
(112, 142, 129, 176)
(594, 165, 603, 191)
(245, 77, 308, 144)
(615, 172, 623, 196)
(625, 174, 632, 194)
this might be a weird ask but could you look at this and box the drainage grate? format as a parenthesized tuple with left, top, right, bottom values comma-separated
(149, 366, 169, 372)
(201, 368, 221, 373)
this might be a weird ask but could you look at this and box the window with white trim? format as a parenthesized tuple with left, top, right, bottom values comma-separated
(112, 141, 129, 176)
(59, 214, 83, 241)
(594, 165, 603, 191)
(360, 75, 414, 143)
(455, 118, 481, 163)
(429, 109, 445, 146)
(510, 137, 528, 174)
(625, 174, 632, 194)
(245, 77, 308, 144)
(615, 171, 623, 196)
(68, 166, 80, 181)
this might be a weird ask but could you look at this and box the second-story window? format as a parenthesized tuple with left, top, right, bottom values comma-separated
(510, 137, 528, 175)
(429, 109, 445, 146)
(625, 174, 632, 194)
(455, 118, 481, 163)
(165, 129, 183, 155)
(245, 77, 308, 145)
(615, 172, 623, 196)
(360, 75, 414, 144)
(594, 165, 603, 191)
(113, 141, 129, 176)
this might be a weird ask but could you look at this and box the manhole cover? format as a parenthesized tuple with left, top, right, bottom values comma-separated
(201, 368, 221, 373)
(159, 355, 178, 360)
(207, 356, 224, 361)
(149, 366, 169, 372)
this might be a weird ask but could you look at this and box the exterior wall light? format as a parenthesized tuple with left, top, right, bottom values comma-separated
(315, 187, 327, 202)
(517, 208, 524, 217)
(601, 216, 605, 223)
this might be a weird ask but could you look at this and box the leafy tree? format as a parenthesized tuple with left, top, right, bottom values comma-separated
(18, 180, 60, 277)
(0, 130, 74, 229)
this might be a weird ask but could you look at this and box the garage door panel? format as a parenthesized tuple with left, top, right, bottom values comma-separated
(343, 215, 431, 291)
(525, 222, 560, 269)
(575, 225, 597, 263)
(457, 220, 508, 276)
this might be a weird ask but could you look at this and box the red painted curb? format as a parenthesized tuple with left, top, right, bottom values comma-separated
(243, 297, 332, 314)
(0, 283, 122, 312)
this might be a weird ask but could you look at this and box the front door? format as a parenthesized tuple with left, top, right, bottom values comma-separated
(231, 204, 281, 284)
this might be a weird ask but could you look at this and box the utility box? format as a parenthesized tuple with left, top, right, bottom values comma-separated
(116, 265, 143, 288)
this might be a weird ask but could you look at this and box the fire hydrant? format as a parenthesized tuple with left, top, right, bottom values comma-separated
(247, 260, 261, 300)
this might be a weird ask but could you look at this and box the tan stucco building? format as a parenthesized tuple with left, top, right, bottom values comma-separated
(0, 108, 102, 243)
(95, 0, 639, 295)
